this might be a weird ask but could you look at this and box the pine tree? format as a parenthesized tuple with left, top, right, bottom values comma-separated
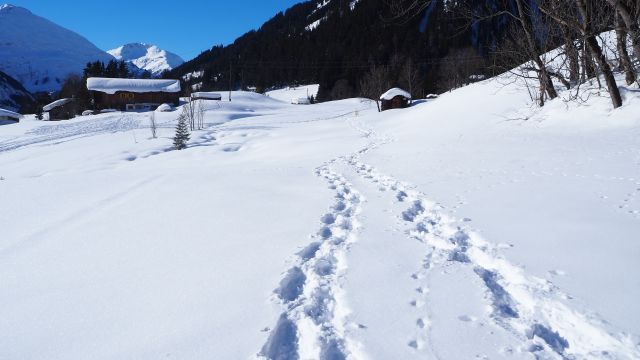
(173, 114, 190, 150)
(117, 60, 130, 78)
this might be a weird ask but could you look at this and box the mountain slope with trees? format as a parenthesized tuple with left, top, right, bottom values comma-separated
(168, 0, 506, 100)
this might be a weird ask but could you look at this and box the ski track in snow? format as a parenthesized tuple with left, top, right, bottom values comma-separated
(339, 117, 640, 360)
(259, 161, 366, 360)
(0, 116, 141, 153)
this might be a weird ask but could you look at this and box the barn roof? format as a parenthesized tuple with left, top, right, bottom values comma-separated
(43, 98, 73, 111)
(0, 108, 22, 119)
(87, 77, 181, 95)
(380, 88, 412, 101)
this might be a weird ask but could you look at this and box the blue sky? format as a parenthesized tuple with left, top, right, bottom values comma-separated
(9, 0, 304, 60)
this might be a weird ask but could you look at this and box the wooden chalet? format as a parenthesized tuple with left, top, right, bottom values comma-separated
(43, 98, 75, 120)
(87, 77, 181, 111)
(380, 88, 412, 111)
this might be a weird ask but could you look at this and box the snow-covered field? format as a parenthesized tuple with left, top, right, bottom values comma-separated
(1, 75, 639, 359)
(266, 84, 320, 103)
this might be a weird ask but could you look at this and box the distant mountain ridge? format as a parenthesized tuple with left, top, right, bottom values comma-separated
(108, 43, 184, 77)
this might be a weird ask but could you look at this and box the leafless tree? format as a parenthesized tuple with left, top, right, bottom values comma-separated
(539, 0, 623, 108)
(196, 100, 205, 130)
(359, 65, 392, 112)
(437, 47, 489, 91)
(149, 111, 157, 139)
(182, 99, 197, 131)
(606, 0, 640, 59)
(615, 12, 637, 84)
(560, 24, 581, 83)
(384, 0, 433, 24)
(399, 59, 421, 99)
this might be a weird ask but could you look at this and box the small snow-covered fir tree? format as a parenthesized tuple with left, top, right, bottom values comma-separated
(173, 114, 190, 150)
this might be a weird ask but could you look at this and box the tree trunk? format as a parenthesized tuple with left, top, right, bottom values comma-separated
(616, 13, 637, 85)
(514, 0, 557, 102)
(562, 25, 580, 83)
(582, 41, 598, 81)
(576, 0, 622, 108)
(607, 0, 640, 59)
(585, 35, 623, 108)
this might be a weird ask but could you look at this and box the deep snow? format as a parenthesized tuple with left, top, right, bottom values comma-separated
(0, 74, 639, 359)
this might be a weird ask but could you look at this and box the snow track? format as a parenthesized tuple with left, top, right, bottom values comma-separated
(259, 113, 640, 359)
(259, 162, 365, 360)
(342, 120, 640, 360)
(0, 115, 141, 153)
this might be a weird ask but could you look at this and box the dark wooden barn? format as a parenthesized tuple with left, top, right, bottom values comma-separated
(380, 88, 412, 111)
(87, 78, 181, 111)
(43, 98, 76, 120)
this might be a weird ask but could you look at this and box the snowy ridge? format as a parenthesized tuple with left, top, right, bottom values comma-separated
(260, 162, 365, 359)
(108, 43, 184, 76)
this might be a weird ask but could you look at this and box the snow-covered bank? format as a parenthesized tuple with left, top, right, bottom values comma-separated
(266, 85, 320, 103)
(1, 78, 639, 360)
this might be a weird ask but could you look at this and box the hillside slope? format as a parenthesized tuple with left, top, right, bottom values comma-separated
(0, 4, 113, 93)
(0, 70, 34, 112)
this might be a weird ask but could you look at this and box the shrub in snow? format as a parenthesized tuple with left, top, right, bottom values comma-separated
(173, 113, 190, 150)
(35, 107, 43, 120)
(156, 103, 172, 112)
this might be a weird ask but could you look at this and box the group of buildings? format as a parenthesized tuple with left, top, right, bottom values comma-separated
(2, 77, 414, 122)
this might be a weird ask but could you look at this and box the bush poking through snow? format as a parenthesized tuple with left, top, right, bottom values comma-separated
(35, 107, 43, 120)
(173, 113, 190, 150)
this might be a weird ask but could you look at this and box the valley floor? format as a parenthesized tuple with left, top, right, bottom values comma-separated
(1, 79, 639, 359)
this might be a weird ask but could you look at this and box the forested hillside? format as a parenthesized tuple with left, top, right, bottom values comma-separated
(168, 0, 511, 100)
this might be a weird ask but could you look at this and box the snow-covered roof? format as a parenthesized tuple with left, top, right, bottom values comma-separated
(380, 88, 412, 101)
(191, 92, 222, 99)
(43, 98, 73, 111)
(87, 77, 181, 94)
(0, 107, 22, 119)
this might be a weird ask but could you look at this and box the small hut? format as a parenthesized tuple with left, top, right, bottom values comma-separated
(380, 88, 412, 111)
(87, 77, 181, 111)
(43, 98, 75, 120)
(0, 108, 22, 123)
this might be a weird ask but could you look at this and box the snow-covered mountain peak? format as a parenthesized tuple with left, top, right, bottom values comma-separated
(108, 43, 184, 76)
(0, 3, 29, 14)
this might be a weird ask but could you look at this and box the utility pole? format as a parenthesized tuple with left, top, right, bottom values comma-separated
(228, 62, 233, 102)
